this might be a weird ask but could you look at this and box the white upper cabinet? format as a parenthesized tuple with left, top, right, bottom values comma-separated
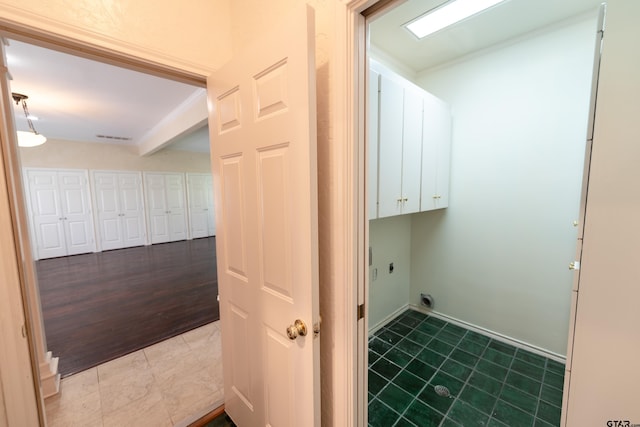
(368, 69, 380, 219)
(377, 74, 406, 218)
(401, 86, 424, 215)
(421, 93, 452, 211)
(92, 171, 146, 251)
(369, 61, 452, 219)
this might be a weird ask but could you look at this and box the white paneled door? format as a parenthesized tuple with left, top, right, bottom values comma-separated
(207, 4, 319, 427)
(144, 172, 187, 244)
(93, 171, 146, 251)
(187, 173, 215, 239)
(25, 169, 95, 259)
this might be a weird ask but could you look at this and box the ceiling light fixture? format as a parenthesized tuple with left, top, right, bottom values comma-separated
(405, 0, 507, 39)
(12, 92, 47, 147)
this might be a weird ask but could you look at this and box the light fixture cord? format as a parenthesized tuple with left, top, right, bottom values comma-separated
(20, 99, 41, 135)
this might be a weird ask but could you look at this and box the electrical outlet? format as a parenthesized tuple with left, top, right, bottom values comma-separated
(389, 262, 394, 273)
(372, 268, 377, 281)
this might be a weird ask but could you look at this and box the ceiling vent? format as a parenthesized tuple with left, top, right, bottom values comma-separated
(96, 134, 132, 141)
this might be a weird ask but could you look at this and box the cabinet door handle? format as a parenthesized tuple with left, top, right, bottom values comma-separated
(432, 195, 441, 199)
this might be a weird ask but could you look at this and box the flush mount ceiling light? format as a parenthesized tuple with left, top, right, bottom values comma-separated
(12, 92, 47, 147)
(405, 0, 507, 39)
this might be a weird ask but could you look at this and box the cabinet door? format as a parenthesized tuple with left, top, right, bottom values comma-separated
(94, 172, 124, 251)
(401, 87, 423, 214)
(368, 69, 380, 219)
(187, 173, 209, 239)
(27, 170, 67, 259)
(165, 173, 187, 242)
(421, 95, 452, 211)
(58, 171, 95, 256)
(145, 173, 171, 244)
(118, 173, 146, 248)
(378, 75, 404, 218)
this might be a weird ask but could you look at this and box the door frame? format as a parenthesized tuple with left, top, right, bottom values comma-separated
(337, 2, 396, 426)
(342, 1, 603, 426)
(0, 19, 207, 426)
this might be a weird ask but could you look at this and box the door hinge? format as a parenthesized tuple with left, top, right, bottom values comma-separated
(357, 304, 365, 320)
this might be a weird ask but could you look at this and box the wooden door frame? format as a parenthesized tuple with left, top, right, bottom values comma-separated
(0, 19, 207, 427)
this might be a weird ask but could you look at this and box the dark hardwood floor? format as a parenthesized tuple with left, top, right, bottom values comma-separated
(36, 237, 219, 377)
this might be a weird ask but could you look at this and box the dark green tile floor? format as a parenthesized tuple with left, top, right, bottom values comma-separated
(368, 310, 565, 427)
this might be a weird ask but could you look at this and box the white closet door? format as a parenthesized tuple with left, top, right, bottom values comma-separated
(206, 174, 216, 236)
(58, 171, 95, 256)
(401, 87, 423, 214)
(27, 171, 66, 259)
(187, 173, 209, 239)
(165, 174, 187, 241)
(118, 173, 146, 248)
(94, 172, 124, 251)
(145, 173, 171, 244)
(378, 75, 404, 218)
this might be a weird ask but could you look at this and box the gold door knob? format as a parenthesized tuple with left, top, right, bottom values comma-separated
(286, 319, 308, 340)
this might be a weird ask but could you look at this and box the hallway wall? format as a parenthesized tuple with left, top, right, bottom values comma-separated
(19, 139, 211, 173)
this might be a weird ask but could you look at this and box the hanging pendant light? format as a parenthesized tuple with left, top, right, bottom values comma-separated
(12, 93, 47, 147)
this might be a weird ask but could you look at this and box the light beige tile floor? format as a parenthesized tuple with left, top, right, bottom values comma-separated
(45, 321, 224, 427)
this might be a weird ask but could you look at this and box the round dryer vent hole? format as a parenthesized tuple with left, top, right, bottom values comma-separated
(434, 385, 451, 398)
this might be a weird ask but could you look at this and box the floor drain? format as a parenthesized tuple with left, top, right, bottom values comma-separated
(434, 385, 451, 398)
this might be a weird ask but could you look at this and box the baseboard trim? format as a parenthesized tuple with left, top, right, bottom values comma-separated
(368, 304, 410, 336)
(408, 304, 566, 363)
(40, 352, 60, 398)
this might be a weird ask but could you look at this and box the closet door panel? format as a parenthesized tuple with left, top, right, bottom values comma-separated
(28, 173, 66, 259)
(187, 174, 209, 239)
(94, 173, 123, 251)
(401, 87, 423, 214)
(118, 173, 145, 247)
(165, 174, 187, 241)
(378, 75, 404, 218)
(58, 171, 95, 256)
(145, 174, 171, 244)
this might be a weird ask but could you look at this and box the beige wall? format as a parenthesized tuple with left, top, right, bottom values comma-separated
(19, 139, 211, 173)
(0, 0, 232, 74)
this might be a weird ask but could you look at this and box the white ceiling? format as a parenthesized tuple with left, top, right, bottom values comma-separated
(5, 0, 604, 153)
(6, 39, 209, 151)
(369, 0, 604, 73)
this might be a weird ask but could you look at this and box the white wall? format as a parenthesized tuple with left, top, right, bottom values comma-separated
(409, 16, 597, 355)
(368, 216, 411, 330)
